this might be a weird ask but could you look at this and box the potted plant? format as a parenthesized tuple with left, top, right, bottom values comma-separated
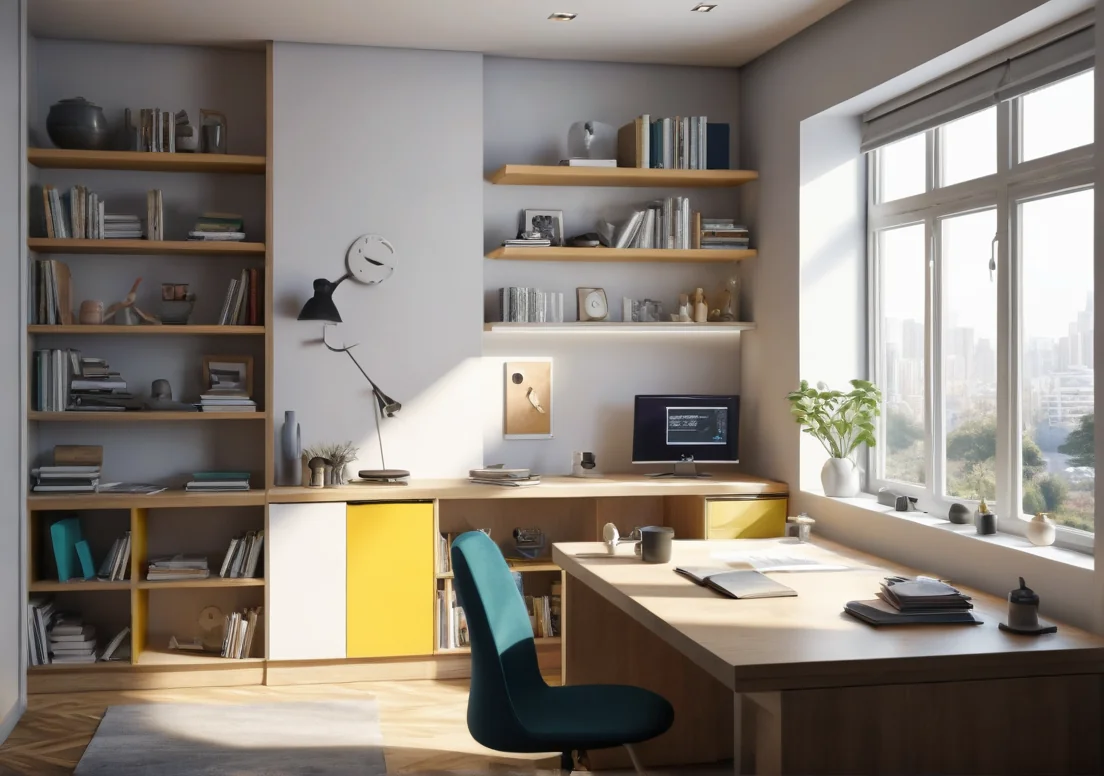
(786, 379, 882, 497)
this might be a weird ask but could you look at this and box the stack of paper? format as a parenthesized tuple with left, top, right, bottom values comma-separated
(147, 554, 209, 582)
(469, 467, 541, 487)
(845, 576, 981, 626)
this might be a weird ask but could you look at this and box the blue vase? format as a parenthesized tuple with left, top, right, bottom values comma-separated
(281, 411, 302, 486)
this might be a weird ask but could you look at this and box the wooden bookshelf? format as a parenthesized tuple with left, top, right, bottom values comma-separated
(436, 562, 559, 580)
(29, 580, 131, 592)
(28, 148, 266, 174)
(28, 490, 267, 511)
(437, 637, 561, 655)
(137, 648, 266, 666)
(28, 660, 132, 672)
(30, 411, 267, 423)
(137, 577, 265, 590)
(28, 238, 266, 256)
(483, 321, 757, 333)
(486, 246, 755, 262)
(28, 324, 265, 336)
(487, 164, 758, 188)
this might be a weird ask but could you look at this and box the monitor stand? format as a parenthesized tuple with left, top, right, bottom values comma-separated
(648, 460, 711, 479)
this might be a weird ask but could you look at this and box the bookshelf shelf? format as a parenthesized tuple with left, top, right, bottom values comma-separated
(137, 648, 265, 666)
(29, 580, 131, 592)
(437, 637, 561, 655)
(486, 246, 755, 263)
(28, 490, 267, 511)
(436, 562, 560, 580)
(28, 325, 265, 336)
(29, 411, 267, 423)
(28, 148, 267, 175)
(138, 577, 264, 590)
(28, 238, 266, 256)
(487, 165, 758, 188)
(483, 321, 757, 334)
(28, 660, 132, 672)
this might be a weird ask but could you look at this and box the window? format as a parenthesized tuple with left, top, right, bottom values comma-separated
(868, 65, 1095, 548)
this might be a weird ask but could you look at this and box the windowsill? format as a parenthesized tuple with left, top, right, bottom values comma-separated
(800, 490, 1094, 572)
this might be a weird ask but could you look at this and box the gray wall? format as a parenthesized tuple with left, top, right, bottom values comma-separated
(738, 0, 1101, 629)
(482, 57, 743, 473)
(0, 0, 25, 745)
(272, 43, 485, 478)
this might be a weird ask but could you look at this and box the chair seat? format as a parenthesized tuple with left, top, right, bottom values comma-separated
(516, 683, 675, 751)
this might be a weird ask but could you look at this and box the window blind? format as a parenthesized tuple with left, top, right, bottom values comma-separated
(861, 20, 1094, 154)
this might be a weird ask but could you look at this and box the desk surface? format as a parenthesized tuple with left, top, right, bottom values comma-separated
(268, 473, 787, 503)
(554, 538, 1104, 692)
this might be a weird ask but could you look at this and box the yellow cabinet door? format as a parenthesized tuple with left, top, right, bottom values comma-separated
(347, 502, 434, 658)
(706, 497, 788, 539)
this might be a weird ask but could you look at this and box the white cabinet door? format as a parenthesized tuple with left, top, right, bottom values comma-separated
(268, 502, 347, 660)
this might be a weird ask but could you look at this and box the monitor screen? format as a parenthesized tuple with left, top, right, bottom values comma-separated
(633, 395, 740, 464)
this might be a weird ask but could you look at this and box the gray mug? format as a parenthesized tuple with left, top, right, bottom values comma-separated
(640, 526, 674, 564)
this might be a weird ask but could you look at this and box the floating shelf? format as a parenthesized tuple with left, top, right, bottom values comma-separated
(486, 246, 755, 263)
(28, 238, 266, 256)
(437, 562, 559, 580)
(28, 490, 267, 511)
(29, 579, 131, 592)
(138, 577, 265, 590)
(487, 165, 758, 188)
(30, 411, 267, 423)
(28, 325, 265, 336)
(28, 148, 267, 175)
(483, 322, 756, 334)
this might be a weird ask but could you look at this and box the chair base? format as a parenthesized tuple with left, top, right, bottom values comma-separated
(561, 749, 592, 773)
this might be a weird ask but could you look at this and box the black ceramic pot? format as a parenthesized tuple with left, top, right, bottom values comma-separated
(46, 97, 112, 150)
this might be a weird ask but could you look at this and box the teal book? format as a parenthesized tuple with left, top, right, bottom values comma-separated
(74, 539, 96, 580)
(50, 517, 83, 582)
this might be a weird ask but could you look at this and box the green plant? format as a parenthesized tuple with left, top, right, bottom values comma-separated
(1058, 413, 1094, 468)
(786, 379, 882, 459)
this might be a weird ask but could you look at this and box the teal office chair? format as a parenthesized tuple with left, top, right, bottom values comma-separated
(450, 530, 674, 774)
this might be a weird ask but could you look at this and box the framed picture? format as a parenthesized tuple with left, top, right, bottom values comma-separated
(504, 359, 553, 439)
(203, 355, 253, 396)
(522, 209, 565, 246)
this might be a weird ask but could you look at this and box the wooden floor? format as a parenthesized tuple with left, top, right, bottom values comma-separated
(0, 677, 565, 775)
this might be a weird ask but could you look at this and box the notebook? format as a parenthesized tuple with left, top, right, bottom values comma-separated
(675, 567, 797, 600)
(845, 599, 983, 626)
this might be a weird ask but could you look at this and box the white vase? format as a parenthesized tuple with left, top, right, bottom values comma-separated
(1026, 513, 1057, 546)
(821, 458, 860, 497)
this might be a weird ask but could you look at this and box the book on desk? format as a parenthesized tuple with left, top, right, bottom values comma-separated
(675, 567, 797, 599)
(845, 576, 983, 626)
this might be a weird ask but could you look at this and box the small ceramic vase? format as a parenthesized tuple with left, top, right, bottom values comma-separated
(1026, 512, 1056, 546)
(79, 300, 104, 325)
(821, 458, 860, 497)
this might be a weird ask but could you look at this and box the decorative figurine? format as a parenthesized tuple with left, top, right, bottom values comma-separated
(691, 287, 708, 323)
(175, 110, 198, 152)
(78, 300, 104, 325)
(103, 277, 160, 325)
(677, 293, 692, 322)
(948, 502, 972, 525)
(566, 121, 617, 161)
(720, 275, 740, 321)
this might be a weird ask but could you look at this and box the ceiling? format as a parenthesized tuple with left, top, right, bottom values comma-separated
(29, 0, 852, 68)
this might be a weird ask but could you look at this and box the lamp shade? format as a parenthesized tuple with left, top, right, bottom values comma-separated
(298, 278, 342, 323)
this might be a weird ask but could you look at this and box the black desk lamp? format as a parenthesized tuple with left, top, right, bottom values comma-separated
(297, 234, 407, 482)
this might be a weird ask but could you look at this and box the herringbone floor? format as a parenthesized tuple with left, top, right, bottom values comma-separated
(0, 678, 563, 775)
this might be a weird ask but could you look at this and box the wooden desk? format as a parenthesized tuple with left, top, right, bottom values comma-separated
(554, 538, 1104, 775)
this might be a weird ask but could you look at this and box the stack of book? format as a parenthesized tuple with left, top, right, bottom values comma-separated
(188, 212, 245, 242)
(186, 471, 251, 492)
(31, 259, 72, 324)
(145, 190, 164, 241)
(218, 530, 265, 578)
(558, 158, 616, 167)
(618, 115, 723, 170)
(139, 108, 177, 152)
(31, 465, 100, 493)
(502, 236, 552, 248)
(844, 576, 981, 625)
(198, 392, 257, 412)
(27, 597, 56, 666)
(70, 356, 131, 411)
(498, 288, 565, 323)
(217, 267, 262, 325)
(222, 607, 262, 659)
(695, 217, 749, 250)
(437, 588, 470, 650)
(49, 620, 98, 664)
(146, 554, 210, 582)
(616, 197, 692, 250)
(524, 592, 560, 638)
(103, 214, 143, 240)
(469, 467, 541, 487)
(97, 531, 132, 582)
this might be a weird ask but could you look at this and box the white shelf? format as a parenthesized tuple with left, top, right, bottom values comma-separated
(483, 322, 756, 334)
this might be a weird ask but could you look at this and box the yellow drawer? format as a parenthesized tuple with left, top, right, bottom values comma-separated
(347, 502, 435, 658)
(706, 497, 788, 539)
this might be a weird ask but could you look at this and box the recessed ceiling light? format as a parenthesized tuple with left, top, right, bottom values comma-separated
(692, 3, 717, 11)
(548, 12, 577, 21)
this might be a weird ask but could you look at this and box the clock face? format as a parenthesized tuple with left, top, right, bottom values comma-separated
(585, 290, 607, 318)
(346, 234, 395, 285)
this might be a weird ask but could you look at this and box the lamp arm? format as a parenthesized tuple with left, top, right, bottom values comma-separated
(329, 271, 353, 291)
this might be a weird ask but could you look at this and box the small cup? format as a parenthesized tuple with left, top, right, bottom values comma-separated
(639, 526, 674, 564)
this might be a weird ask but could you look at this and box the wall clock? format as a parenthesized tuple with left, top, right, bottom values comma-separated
(346, 233, 395, 286)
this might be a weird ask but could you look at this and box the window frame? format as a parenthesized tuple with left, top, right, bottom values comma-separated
(866, 71, 1095, 553)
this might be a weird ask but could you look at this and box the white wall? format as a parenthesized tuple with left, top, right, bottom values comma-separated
(0, 0, 25, 746)
(738, 0, 1102, 629)
(482, 57, 743, 473)
(273, 43, 485, 478)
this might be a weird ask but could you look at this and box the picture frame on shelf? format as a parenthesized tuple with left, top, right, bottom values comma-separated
(522, 209, 564, 247)
(202, 355, 253, 397)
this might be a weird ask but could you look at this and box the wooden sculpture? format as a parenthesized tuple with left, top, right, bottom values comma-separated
(102, 277, 161, 324)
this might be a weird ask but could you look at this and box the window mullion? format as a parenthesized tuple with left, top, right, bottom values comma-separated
(995, 99, 1021, 526)
(927, 216, 941, 503)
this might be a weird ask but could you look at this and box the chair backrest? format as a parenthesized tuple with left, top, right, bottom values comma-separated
(451, 530, 546, 751)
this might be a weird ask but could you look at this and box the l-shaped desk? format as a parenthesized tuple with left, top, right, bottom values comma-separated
(554, 538, 1104, 775)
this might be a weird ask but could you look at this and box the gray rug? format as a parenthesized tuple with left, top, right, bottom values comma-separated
(75, 700, 387, 775)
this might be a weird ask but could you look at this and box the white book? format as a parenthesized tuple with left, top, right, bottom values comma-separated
(640, 113, 650, 169)
(50, 638, 97, 651)
(245, 531, 264, 577)
(559, 158, 616, 167)
(50, 626, 95, 642)
(101, 627, 130, 661)
(50, 653, 97, 664)
(614, 211, 645, 250)
(219, 538, 240, 578)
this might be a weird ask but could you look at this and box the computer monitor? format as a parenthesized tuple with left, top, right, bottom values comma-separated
(632, 395, 740, 477)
